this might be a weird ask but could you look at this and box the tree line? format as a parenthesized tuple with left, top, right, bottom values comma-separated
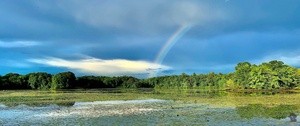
(0, 60, 300, 90)
(147, 60, 300, 90)
(0, 72, 146, 90)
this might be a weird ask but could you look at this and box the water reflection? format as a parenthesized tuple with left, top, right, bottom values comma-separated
(1, 101, 75, 107)
(154, 89, 229, 98)
(236, 104, 299, 121)
(154, 89, 298, 97)
(237, 90, 298, 96)
(56, 101, 75, 107)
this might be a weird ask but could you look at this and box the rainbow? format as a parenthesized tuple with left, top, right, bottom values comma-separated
(149, 24, 191, 77)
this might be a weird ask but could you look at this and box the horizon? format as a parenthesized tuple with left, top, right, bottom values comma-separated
(1, 0, 300, 77)
(0, 60, 295, 79)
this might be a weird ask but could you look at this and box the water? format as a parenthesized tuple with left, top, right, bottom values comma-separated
(0, 99, 299, 126)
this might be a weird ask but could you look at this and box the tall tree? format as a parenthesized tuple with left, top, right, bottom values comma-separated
(28, 72, 52, 89)
(51, 72, 76, 90)
(234, 62, 252, 89)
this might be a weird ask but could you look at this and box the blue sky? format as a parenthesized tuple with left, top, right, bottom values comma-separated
(1, 0, 300, 77)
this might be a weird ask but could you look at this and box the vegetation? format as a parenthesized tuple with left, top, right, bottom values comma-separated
(147, 60, 300, 90)
(1, 89, 300, 108)
(51, 72, 76, 90)
(236, 104, 299, 119)
(28, 72, 52, 90)
(0, 60, 300, 90)
(1, 89, 299, 125)
(76, 76, 142, 89)
(0, 73, 28, 89)
(235, 61, 300, 90)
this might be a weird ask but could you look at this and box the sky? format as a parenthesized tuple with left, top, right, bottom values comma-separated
(1, 0, 300, 77)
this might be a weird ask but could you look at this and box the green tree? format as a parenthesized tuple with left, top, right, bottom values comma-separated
(119, 76, 139, 88)
(248, 64, 274, 89)
(234, 62, 252, 89)
(51, 72, 76, 90)
(76, 76, 103, 88)
(28, 72, 52, 89)
(0, 73, 28, 89)
(248, 61, 299, 89)
(278, 66, 299, 88)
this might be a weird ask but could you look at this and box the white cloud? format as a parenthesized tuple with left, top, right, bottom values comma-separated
(29, 57, 171, 76)
(0, 41, 40, 48)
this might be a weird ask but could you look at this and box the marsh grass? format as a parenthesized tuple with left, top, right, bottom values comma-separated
(236, 104, 299, 119)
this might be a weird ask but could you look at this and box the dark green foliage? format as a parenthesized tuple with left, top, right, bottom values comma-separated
(117, 76, 140, 88)
(51, 72, 76, 90)
(146, 73, 228, 89)
(0, 73, 29, 89)
(76, 76, 141, 88)
(76, 76, 107, 88)
(27, 72, 52, 90)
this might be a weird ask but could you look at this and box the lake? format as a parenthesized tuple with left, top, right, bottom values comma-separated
(0, 89, 299, 126)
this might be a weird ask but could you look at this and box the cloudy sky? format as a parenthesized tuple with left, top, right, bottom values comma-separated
(1, 0, 300, 77)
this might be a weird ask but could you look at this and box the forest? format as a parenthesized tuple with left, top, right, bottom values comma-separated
(0, 60, 300, 90)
